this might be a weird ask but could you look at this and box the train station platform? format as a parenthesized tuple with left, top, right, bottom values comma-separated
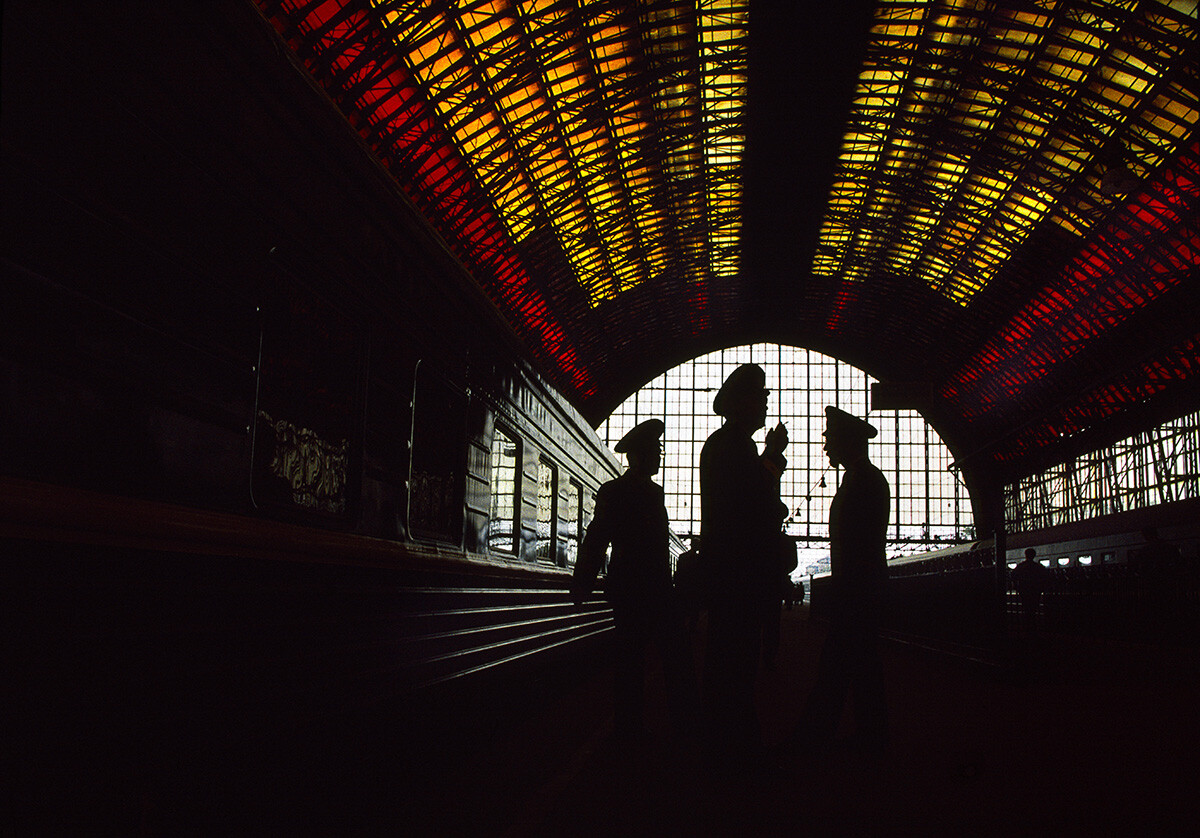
(472, 609, 1198, 838)
(20, 606, 1197, 835)
(241, 608, 1199, 834)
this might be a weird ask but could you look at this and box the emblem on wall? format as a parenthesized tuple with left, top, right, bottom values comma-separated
(257, 411, 349, 514)
(251, 283, 361, 522)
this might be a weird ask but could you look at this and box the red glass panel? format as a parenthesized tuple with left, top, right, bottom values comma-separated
(259, 0, 595, 395)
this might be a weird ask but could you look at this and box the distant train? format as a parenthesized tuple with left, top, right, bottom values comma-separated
(812, 498, 1200, 649)
(887, 498, 1200, 576)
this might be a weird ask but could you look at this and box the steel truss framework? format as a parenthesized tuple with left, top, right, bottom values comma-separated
(1005, 408, 1200, 531)
(255, 0, 1200, 484)
(260, 0, 751, 396)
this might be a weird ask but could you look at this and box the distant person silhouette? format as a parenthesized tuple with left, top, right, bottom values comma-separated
(1011, 547, 1050, 631)
(1135, 527, 1181, 578)
(699, 363, 788, 761)
(571, 419, 698, 743)
(791, 406, 889, 755)
(673, 536, 703, 635)
(1135, 526, 1183, 637)
(785, 579, 805, 610)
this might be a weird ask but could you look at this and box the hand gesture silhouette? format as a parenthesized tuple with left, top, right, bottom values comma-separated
(765, 422, 788, 456)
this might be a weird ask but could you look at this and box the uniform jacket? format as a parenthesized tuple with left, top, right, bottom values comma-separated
(699, 422, 787, 602)
(574, 471, 672, 608)
(828, 457, 890, 617)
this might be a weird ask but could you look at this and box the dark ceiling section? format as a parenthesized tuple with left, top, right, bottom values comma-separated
(738, 0, 878, 324)
(252, 2, 1199, 479)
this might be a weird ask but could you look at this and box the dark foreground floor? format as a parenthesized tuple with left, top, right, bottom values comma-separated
(519, 614, 1200, 837)
(411, 608, 1199, 838)
(20, 607, 1198, 835)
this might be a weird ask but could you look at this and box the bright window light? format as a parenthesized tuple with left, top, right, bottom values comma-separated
(598, 343, 974, 574)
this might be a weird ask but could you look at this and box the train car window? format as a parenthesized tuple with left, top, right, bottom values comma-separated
(409, 364, 467, 544)
(536, 458, 558, 564)
(1057, 557, 1071, 567)
(564, 479, 583, 568)
(1078, 554, 1093, 566)
(251, 290, 362, 524)
(1102, 552, 1116, 564)
(1039, 559, 1051, 568)
(489, 426, 520, 554)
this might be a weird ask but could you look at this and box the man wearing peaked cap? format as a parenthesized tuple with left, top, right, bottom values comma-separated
(824, 405, 878, 440)
(700, 363, 789, 760)
(613, 418, 665, 454)
(712, 362, 769, 417)
(789, 404, 890, 756)
(572, 417, 698, 742)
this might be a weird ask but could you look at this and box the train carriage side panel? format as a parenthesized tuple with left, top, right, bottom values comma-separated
(3, 7, 641, 823)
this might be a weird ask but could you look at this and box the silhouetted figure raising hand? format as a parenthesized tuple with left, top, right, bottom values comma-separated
(699, 363, 788, 763)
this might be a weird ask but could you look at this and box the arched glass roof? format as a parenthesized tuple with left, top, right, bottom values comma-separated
(257, 0, 1199, 485)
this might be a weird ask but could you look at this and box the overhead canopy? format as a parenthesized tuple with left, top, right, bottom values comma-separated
(250, 2, 1199, 478)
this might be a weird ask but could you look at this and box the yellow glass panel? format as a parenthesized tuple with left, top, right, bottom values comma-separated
(1104, 66, 1155, 96)
(463, 13, 509, 48)
(378, 0, 753, 303)
(1144, 103, 1198, 142)
(412, 23, 454, 66)
(1097, 85, 1139, 108)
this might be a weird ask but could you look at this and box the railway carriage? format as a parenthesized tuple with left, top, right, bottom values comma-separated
(2, 7, 635, 817)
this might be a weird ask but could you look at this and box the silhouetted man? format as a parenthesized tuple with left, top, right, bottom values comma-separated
(1135, 526, 1181, 578)
(699, 363, 788, 760)
(1011, 547, 1050, 630)
(764, 536, 799, 669)
(571, 419, 697, 742)
(794, 406, 889, 754)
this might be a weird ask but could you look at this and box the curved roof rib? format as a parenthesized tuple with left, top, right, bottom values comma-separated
(257, 0, 1200, 481)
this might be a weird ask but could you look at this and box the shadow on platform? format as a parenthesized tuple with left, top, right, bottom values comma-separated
(17, 607, 1197, 835)
(503, 607, 1198, 837)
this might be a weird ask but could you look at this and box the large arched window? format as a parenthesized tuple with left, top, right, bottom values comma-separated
(598, 344, 974, 574)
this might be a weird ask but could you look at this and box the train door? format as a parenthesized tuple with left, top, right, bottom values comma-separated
(408, 361, 467, 545)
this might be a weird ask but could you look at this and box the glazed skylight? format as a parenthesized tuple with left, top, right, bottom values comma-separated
(371, 0, 749, 304)
(814, 0, 1198, 305)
